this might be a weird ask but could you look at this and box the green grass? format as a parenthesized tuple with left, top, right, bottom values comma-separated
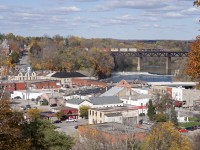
(179, 121, 200, 128)
(188, 117, 199, 122)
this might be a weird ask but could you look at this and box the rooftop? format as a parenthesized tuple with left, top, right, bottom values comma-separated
(148, 82, 197, 87)
(90, 96, 123, 105)
(81, 122, 150, 135)
(51, 72, 86, 78)
(100, 86, 124, 97)
(90, 106, 138, 112)
(65, 98, 89, 105)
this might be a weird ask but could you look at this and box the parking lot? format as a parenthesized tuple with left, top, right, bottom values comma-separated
(54, 119, 88, 136)
(10, 98, 51, 111)
(10, 98, 88, 136)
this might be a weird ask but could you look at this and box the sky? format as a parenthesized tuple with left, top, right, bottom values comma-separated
(0, 0, 199, 40)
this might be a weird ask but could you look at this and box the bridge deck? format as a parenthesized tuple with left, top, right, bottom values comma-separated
(111, 51, 188, 57)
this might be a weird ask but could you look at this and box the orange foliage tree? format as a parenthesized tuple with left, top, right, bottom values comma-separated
(194, 0, 200, 6)
(186, 36, 200, 84)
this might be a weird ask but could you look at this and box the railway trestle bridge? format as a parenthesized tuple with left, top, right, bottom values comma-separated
(111, 50, 188, 75)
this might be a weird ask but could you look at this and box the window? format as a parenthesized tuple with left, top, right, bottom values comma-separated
(100, 112, 102, 118)
(95, 112, 97, 116)
(92, 111, 94, 116)
(90, 110, 91, 115)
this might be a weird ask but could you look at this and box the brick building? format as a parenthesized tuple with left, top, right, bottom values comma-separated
(71, 78, 107, 88)
(0, 80, 61, 93)
(30, 80, 61, 89)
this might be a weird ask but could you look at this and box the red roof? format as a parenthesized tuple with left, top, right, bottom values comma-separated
(132, 105, 146, 109)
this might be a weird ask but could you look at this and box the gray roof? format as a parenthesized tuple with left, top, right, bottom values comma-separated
(90, 96, 123, 105)
(100, 86, 124, 97)
(65, 99, 87, 105)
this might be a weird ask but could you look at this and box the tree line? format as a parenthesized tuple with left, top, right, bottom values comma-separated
(0, 33, 191, 79)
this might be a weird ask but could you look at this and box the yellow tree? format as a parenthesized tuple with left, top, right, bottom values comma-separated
(186, 36, 200, 85)
(27, 108, 41, 120)
(145, 122, 192, 150)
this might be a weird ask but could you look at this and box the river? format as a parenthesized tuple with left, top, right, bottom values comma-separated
(111, 71, 173, 83)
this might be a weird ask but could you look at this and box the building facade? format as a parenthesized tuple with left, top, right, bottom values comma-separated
(88, 106, 139, 125)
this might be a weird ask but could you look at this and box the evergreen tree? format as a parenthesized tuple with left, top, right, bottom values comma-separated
(170, 106, 178, 126)
(147, 99, 156, 121)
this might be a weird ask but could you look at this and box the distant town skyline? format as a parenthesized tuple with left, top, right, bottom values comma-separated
(0, 0, 199, 40)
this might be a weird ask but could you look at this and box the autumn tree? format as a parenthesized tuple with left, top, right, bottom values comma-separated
(29, 41, 42, 58)
(186, 36, 200, 87)
(10, 51, 20, 64)
(0, 98, 31, 150)
(55, 110, 65, 120)
(27, 108, 41, 120)
(88, 48, 114, 79)
(152, 93, 178, 125)
(79, 105, 90, 119)
(145, 122, 192, 150)
(73, 125, 143, 150)
(194, 0, 200, 6)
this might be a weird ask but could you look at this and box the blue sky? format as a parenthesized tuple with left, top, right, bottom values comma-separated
(0, 0, 199, 40)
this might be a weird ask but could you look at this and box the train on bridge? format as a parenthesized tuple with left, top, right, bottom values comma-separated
(110, 48, 164, 52)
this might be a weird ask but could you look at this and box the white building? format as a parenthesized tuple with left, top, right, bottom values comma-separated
(171, 87, 184, 101)
(120, 90, 150, 114)
(65, 96, 124, 109)
(65, 99, 93, 109)
(131, 88, 149, 95)
(11, 90, 52, 100)
(88, 106, 139, 125)
(63, 94, 92, 100)
(171, 87, 200, 107)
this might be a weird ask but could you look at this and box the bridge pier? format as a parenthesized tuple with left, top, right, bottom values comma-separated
(166, 57, 171, 75)
(137, 57, 143, 72)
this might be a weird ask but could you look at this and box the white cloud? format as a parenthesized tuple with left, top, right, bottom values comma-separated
(59, 6, 81, 12)
(146, 17, 159, 21)
(164, 12, 184, 18)
(115, 14, 137, 22)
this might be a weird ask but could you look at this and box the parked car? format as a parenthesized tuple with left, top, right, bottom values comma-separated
(14, 96, 21, 99)
(50, 103, 57, 107)
(177, 128, 188, 133)
(53, 120, 62, 124)
(66, 118, 77, 122)
(25, 105, 31, 109)
(20, 106, 26, 110)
